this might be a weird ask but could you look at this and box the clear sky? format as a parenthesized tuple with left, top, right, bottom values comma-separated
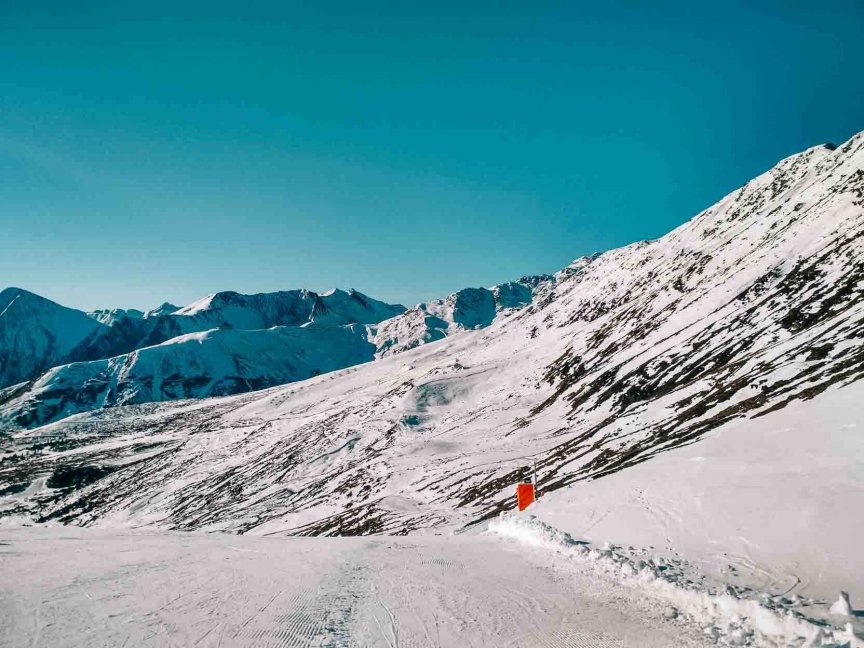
(2, 1, 862, 311)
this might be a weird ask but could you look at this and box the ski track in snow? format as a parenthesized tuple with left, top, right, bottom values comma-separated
(0, 528, 710, 648)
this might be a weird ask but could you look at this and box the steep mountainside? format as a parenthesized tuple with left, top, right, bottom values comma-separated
(0, 288, 106, 390)
(1, 132, 862, 601)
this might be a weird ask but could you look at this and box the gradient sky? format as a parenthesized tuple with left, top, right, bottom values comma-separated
(2, 1, 863, 312)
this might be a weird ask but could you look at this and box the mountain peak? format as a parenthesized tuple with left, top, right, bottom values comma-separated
(0, 288, 105, 389)
(145, 302, 181, 318)
(0, 287, 49, 311)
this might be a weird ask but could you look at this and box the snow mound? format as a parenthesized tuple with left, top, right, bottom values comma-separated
(831, 592, 854, 618)
(490, 513, 861, 647)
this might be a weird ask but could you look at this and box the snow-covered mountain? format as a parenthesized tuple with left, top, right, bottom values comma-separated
(87, 307, 146, 326)
(1, 325, 376, 430)
(86, 302, 180, 326)
(71, 288, 405, 364)
(372, 277, 551, 357)
(168, 288, 404, 331)
(0, 288, 106, 390)
(144, 302, 181, 318)
(0, 288, 407, 428)
(2, 131, 863, 624)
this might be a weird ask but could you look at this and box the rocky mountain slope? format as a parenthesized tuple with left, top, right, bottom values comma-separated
(1, 131, 862, 605)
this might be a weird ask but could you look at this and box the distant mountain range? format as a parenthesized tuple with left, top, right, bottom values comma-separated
(0, 280, 550, 430)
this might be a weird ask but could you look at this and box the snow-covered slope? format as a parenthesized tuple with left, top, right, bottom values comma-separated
(0, 324, 375, 430)
(0, 288, 106, 390)
(530, 380, 864, 604)
(372, 277, 550, 357)
(2, 131, 863, 621)
(0, 527, 722, 648)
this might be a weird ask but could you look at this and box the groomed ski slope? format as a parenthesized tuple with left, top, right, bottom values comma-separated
(0, 527, 730, 648)
(2, 521, 860, 648)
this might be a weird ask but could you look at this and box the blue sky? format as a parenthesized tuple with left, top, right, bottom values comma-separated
(2, 1, 862, 311)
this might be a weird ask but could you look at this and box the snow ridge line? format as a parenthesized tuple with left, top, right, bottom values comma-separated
(488, 513, 860, 647)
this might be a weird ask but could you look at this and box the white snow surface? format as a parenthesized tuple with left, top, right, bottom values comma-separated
(489, 514, 862, 647)
(1, 519, 860, 647)
(528, 382, 864, 604)
(0, 526, 719, 648)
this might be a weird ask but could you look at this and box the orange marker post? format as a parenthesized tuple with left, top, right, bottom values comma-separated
(516, 482, 535, 511)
